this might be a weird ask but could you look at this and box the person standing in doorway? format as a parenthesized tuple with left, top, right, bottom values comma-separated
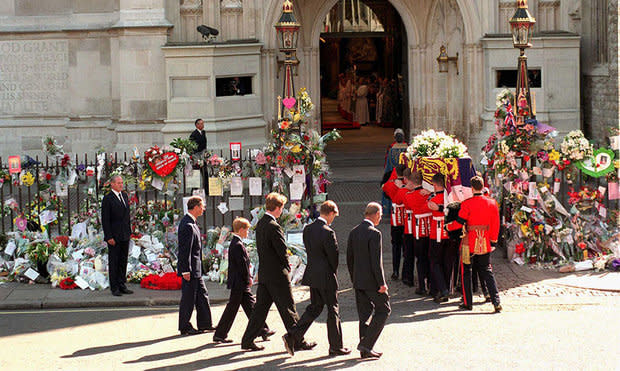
(355, 77, 370, 125)
(101, 175, 132, 297)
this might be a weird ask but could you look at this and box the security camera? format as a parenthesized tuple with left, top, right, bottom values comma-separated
(197, 25, 219, 42)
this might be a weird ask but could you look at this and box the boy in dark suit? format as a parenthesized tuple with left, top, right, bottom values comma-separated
(213, 217, 274, 343)
(101, 175, 132, 297)
(177, 196, 215, 335)
(347, 202, 391, 359)
(283, 201, 351, 357)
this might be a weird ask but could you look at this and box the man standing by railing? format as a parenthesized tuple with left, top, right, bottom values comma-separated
(101, 175, 132, 297)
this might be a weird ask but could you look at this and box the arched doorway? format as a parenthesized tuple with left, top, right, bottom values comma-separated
(318, 0, 408, 139)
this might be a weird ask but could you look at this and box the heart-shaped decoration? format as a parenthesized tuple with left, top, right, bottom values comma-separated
(282, 97, 296, 109)
(575, 148, 615, 178)
(149, 152, 179, 178)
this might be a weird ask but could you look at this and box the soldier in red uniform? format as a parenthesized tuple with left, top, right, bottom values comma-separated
(427, 173, 450, 303)
(403, 171, 432, 295)
(381, 164, 407, 280)
(394, 168, 415, 285)
(445, 176, 502, 313)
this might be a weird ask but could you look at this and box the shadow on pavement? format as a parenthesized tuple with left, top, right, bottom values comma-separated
(0, 307, 176, 338)
(142, 351, 289, 371)
(124, 341, 237, 364)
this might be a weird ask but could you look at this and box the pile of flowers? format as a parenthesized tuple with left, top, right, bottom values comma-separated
(481, 89, 618, 265)
(405, 129, 468, 160)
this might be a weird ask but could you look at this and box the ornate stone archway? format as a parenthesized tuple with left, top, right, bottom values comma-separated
(261, 0, 484, 146)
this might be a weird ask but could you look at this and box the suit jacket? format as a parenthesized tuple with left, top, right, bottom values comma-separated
(227, 235, 252, 290)
(347, 220, 386, 291)
(255, 214, 290, 284)
(189, 129, 207, 153)
(177, 214, 203, 278)
(101, 191, 131, 243)
(301, 219, 339, 290)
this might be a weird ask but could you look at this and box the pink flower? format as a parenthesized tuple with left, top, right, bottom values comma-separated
(255, 152, 267, 165)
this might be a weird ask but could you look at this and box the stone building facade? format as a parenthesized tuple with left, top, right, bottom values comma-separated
(0, 0, 616, 158)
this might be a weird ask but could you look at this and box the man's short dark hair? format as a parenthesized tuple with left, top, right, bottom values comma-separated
(319, 200, 338, 215)
(194, 118, 203, 126)
(265, 192, 287, 211)
(402, 168, 412, 179)
(471, 176, 484, 191)
(395, 164, 407, 177)
(407, 171, 422, 185)
(432, 173, 445, 187)
(187, 196, 203, 211)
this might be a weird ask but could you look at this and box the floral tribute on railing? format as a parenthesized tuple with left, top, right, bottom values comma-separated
(0, 88, 340, 289)
(481, 89, 619, 270)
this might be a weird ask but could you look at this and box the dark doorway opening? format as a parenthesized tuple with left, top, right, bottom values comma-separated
(319, 0, 408, 138)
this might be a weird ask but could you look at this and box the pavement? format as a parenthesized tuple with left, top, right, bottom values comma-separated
(1, 125, 618, 310)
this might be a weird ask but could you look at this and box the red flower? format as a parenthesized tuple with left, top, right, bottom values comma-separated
(59, 277, 78, 290)
(54, 236, 69, 247)
(515, 243, 525, 255)
(45, 173, 52, 181)
(523, 155, 530, 163)
(578, 242, 586, 250)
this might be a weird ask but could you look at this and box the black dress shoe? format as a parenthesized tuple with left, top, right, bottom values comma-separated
(120, 287, 133, 294)
(434, 294, 449, 303)
(329, 348, 352, 356)
(242, 342, 264, 351)
(391, 273, 399, 280)
(261, 329, 276, 341)
(180, 327, 201, 336)
(112, 291, 122, 296)
(360, 350, 382, 359)
(494, 304, 503, 313)
(458, 303, 473, 311)
(414, 289, 425, 295)
(295, 340, 317, 351)
(282, 334, 295, 356)
(199, 326, 216, 332)
(213, 335, 233, 343)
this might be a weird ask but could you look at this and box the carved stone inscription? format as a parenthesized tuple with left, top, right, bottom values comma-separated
(0, 40, 69, 115)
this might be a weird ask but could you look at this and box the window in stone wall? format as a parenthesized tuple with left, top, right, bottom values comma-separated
(215, 76, 253, 97)
(496, 69, 542, 88)
(592, 0, 609, 65)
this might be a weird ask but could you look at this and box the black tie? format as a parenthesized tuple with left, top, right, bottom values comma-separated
(117, 193, 126, 208)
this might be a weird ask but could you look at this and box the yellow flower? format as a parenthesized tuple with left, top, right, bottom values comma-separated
(20, 172, 35, 187)
(548, 150, 560, 162)
(293, 113, 301, 123)
(291, 145, 302, 153)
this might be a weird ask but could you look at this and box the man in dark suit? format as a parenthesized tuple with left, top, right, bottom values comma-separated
(213, 217, 274, 343)
(189, 118, 207, 154)
(101, 175, 132, 297)
(241, 193, 314, 352)
(347, 202, 391, 359)
(177, 196, 215, 335)
(283, 201, 351, 356)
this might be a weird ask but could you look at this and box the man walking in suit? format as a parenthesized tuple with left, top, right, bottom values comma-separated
(189, 118, 207, 154)
(213, 217, 275, 343)
(101, 175, 133, 297)
(177, 196, 215, 335)
(283, 201, 351, 357)
(241, 193, 314, 352)
(347, 202, 391, 359)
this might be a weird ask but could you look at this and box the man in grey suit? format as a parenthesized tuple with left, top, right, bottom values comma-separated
(283, 201, 351, 357)
(347, 202, 391, 359)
